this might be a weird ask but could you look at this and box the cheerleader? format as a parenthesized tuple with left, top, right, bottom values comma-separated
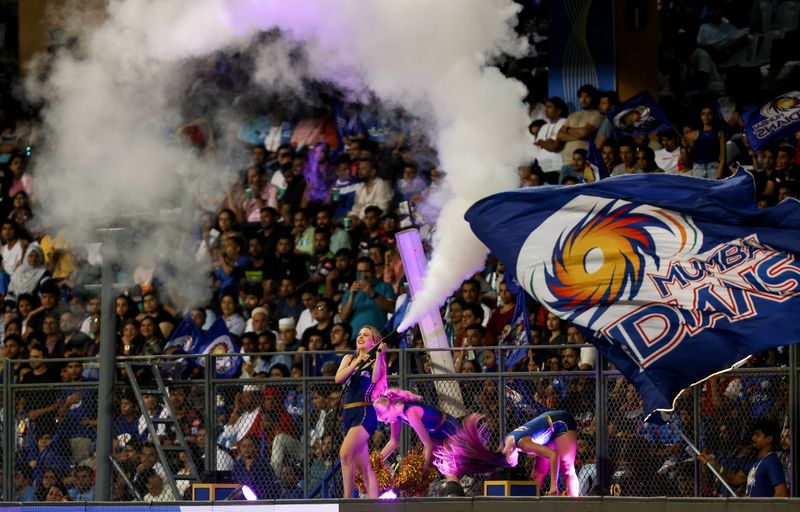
(434, 410, 579, 496)
(374, 388, 461, 480)
(334, 326, 387, 498)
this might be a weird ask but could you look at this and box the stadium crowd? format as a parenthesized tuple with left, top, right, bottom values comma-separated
(0, 0, 796, 501)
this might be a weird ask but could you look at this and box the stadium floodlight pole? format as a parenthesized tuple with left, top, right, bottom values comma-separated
(395, 228, 465, 417)
(95, 227, 123, 500)
(664, 411, 737, 497)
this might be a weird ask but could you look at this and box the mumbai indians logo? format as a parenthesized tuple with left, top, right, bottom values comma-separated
(199, 335, 239, 375)
(542, 200, 696, 324)
(613, 105, 658, 132)
(752, 92, 800, 140)
(760, 92, 800, 117)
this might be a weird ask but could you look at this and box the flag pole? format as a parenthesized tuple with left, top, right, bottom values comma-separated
(662, 412, 737, 497)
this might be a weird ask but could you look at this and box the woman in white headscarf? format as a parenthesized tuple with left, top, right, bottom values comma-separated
(8, 243, 50, 299)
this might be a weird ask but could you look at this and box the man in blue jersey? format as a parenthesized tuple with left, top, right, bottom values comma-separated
(700, 418, 788, 497)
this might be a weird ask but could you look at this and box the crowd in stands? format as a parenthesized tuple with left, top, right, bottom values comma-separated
(0, 0, 796, 500)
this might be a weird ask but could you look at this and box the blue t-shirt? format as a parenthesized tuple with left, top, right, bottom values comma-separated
(341, 282, 396, 340)
(744, 452, 785, 497)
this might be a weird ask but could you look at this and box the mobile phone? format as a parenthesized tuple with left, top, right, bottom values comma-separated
(356, 271, 366, 281)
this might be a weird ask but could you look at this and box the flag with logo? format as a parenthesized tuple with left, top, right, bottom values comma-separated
(744, 91, 800, 151)
(191, 317, 242, 378)
(466, 169, 800, 419)
(607, 91, 673, 137)
(499, 276, 533, 369)
(165, 317, 202, 354)
(582, 140, 610, 183)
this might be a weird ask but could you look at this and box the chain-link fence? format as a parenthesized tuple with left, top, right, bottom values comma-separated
(1, 348, 796, 501)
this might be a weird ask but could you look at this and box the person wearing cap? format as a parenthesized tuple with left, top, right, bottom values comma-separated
(277, 317, 301, 352)
(244, 306, 269, 334)
(334, 325, 388, 498)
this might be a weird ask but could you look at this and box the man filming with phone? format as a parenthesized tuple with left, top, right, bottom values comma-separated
(340, 257, 396, 342)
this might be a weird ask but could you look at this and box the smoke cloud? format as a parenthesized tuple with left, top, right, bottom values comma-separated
(30, 0, 533, 316)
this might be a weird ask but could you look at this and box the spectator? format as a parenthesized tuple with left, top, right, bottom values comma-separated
(340, 256, 395, 340)
(231, 436, 278, 499)
(349, 158, 393, 219)
(611, 139, 641, 176)
(302, 298, 335, 347)
(315, 207, 351, 254)
(292, 209, 315, 257)
(266, 235, 308, 287)
(1, 219, 26, 271)
(241, 167, 279, 223)
(594, 90, 618, 149)
(307, 230, 335, 288)
(244, 305, 269, 334)
(8, 243, 49, 300)
(532, 96, 568, 174)
(14, 466, 35, 501)
(220, 293, 246, 337)
(213, 234, 249, 299)
(277, 317, 301, 352)
(395, 163, 427, 203)
(460, 279, 491, 327)
(276, 279, 304, 323)
(243, 237, 268, 287)
(45, 483, 69, 502)
(331, 154, 360, 220)
(557, 84, 604, 157)
(566, 325, 596, 370)
(685, 104, 726, 180)
(655, 130, 681, 174)
(601, 140, 618, 170)
(636, 147, 665, 173)
(114, 397, 140, 441)
(68, 466, 95, 501)
(324, 248, 355, 301)
(141, 470, 177, 502)
(699, 418, 788, 497)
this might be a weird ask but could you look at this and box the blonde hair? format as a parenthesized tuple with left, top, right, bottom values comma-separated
(381, 387, 424, 404)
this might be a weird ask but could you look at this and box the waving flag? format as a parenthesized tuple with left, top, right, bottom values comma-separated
(744, 91, 800, 151)
(165, 316, 202, 354)
(607, 91, 673, 137)
(582, 140, 610, 183)
(499, 276, 533, 369)
(191, 317, 242, 378)
(466, 169, 800, 419)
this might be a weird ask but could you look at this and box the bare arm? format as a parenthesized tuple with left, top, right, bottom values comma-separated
(406, 407, 435, 473)
(380, 421, 402, 460)
(334, 353, 364, 385)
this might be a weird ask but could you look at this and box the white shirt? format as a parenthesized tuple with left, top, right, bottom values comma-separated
(533, 118, 566, 172)
(349, 178, 393, 218)
(295, 308, 316, 340)
(655, 148, 680, 174)
(1, 241, 23, 271)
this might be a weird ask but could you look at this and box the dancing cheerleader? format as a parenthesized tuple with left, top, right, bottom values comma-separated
(434, 410, 579, 496)
(374, 388, 462, 481)
(334, 326, 388, 498)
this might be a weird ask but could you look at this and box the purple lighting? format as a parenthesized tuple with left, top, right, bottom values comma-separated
(379, 490, 398, 499)
(241, 485, 258, 501)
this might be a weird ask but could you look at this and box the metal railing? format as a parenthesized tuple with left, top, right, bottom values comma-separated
(0, 344, 796, 500)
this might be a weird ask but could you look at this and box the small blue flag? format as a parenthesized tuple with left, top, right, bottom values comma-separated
(466, 168, 800, 420)
(582, 140, 610, 183)
(165, 316, 202, 354)
(191, 317, 242, 378)
(499, 276, 533, 369)
(607, 91, 673, 136)
(744, 91, 800, 151)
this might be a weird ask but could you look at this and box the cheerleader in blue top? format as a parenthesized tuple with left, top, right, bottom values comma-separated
(434, 410, 579, 496)
(374, 388, 462, 481)
(334, 325, 387, 498)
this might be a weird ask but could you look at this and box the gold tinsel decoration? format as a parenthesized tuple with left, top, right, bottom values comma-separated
(392, 446, 440, 497)
(355, 450, 393, 495)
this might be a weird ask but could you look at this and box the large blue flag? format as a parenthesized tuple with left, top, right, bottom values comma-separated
(191, 317, 242, 378)
(744, 91, 800, 151)
(607, 91, 673, 137)
(165, 316, 202, 354)
(466, 169, 800, 419)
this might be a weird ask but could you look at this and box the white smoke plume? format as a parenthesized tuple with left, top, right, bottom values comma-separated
(29, 0, 532, 316)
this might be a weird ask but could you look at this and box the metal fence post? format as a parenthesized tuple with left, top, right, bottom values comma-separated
(3, 359, 13, 501)
(594, 350, 608, 493)
(693, 384, 701, 497)
(497, 349, 506, 441)
(302, 352, 310, 498)
(790, 344, 798, 497)
(205, 353, 215, 475)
